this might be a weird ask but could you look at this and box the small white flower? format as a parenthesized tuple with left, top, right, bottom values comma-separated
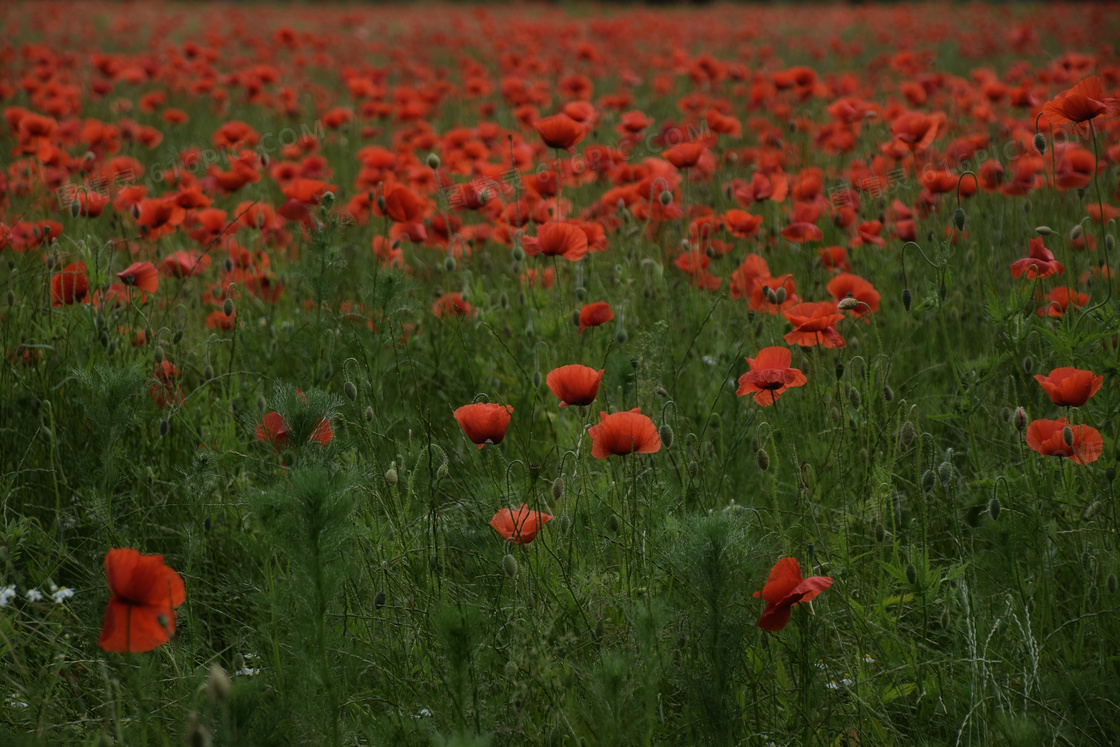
(25, 588, 44, 603)
(701, 355, 717, 366)
(412, 708, 433, 719)
(0, 585, 16, 608)
(51, 587, 75, 604)
(234, 668, 260, 677)
(5, 693, 28, 708)
(863, 654, 875, 664)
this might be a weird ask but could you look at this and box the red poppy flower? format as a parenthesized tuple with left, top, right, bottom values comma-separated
(827, 273, 880, 319)
(383, 184, 428, 224)
(523, 221, 589, 262)
(546, 365, 604, 407)
(254, 411, 333, 451)
(724, 209, 764, 238)
(1041, 76, 1120, 127)
(432, 292, 474, 318)
(781, 222, 823, 243)
(1033, 367, 1103, 407)
(51, 261, 88, 307)
(783, 301, 846, 348)
(454, 403, 513, 448)
(1010, 237, 1064, 280)
(116, 262, 159, 295)
(664, 142, 706, 169)
(578, 302, 614, 334)
(160, 251, 210, 279)
(737, 347, 807, 406)
(1025, 418, 1103, 465)
(150, 360, 182, 409)
(534, 114, 584, 150)
(588, 408, 661, 459)
(1038, 287, 1088, 317)
(490, 504, 553, 545)
(753, 557, 832, 632)
(98, 548, 186, 654)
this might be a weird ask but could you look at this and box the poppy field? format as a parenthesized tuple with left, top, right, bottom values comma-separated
(4, 1, 1120, 744)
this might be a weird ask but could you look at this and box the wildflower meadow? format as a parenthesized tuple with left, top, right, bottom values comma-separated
(2, 1, 1120, 744)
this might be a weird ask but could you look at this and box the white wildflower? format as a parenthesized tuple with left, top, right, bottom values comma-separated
(25, 588, 44, 603)
(0, 585, 16, 608)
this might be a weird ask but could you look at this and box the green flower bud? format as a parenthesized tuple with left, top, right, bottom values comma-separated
(502, 554, 518, 581)
(988, 496, 1000, 521)
(953, 207, 966, 232)
(1033, 132, 1046, 155)
(756, 448, 770, 472)
(659, 424, 674, 449)
(905, 563, 918, 586)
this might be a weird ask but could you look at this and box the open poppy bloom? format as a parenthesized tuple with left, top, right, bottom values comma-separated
(1025, 418, 1103, 465)
(1034, 367, 1103, 407)
(782, 301, 846, 348)
(664, 141, 706, 169)
(588, 408, 661, 458)
(578, 302, 614, 334)
(254, 411, 333, 451)
(737, 347, 807, 406)
(1038, 287, 1088, 317)
(1010, 237, 1063, 280)
(546, 364, 604, 407)
(827, 273, 880, 319)
(98, 548, 186, 653)
(522, 221, 589, 262)
(534, 114, 584, 150)
(1041, 76, 1120, 127)
(116, 261, 159, 295)
(51, 261, 88, 307)
(454, 402, 513, 448)
(753, 557, 832, 632)
(490, 504, 553, 545)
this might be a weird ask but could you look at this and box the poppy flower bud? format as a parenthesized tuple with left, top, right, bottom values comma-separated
(905, 563, 918, 586)
(5, 291, 14, 307)
(1108, 574, 1117, 595)
(374, 590, 386, 609)
(921, 469, 935, 493)
(937, 461, 953, 487)
(883, 384, 894, 402)
(260, 152, 270, 168)
(659, 190, 672, 205)
(1062, 426, 1074, 447)
(532, 369, 542, 389)
(38, 426, 52, 443)
(444, 256, 456, 272)
(1013, 407, 1027, 431)
(385, 464, 398, 486)
(1033, 132, 1046, 155)
(837, 297, 860, 312)
(1020, 356, 1033, 374)
(377, 195, 386, 212)
(756, 448, 770, 472)
(659, 424, 674, 449)
(765, 286, 779, 305)
(1106, 235, 1115, 252)
(70, 198, 81, 218)
(1070, 224, 1083, 242)
(1083, 501, 1101, 520)
(153, 345, 165, 364)
(512, 244, 525, 262)
(207, 664, 231, 700)
(898, 421, 917, 451)
(875, 522, 886, 543)
(988, 496, 1001, 521)
(321, 190, 335, 205)
(500, 553, 519, 581)
(436, 462, 449, 481)
(186, 712, 211, 747)
(551, 477, 565, 502)
(847, 387, 861, 410)
(223, 257, 234, 273)
(427, 153, 441, 169)
(902, 288, 912, 312)
(774, 286, 787, 305)
(1035, 226, 1053, 236)
(130, 203, 142, 221)
(938, 284, 947, 301)
(203, 364, 214, 380)
(344, 381, 357, 401)
(159, 419, 170, 437)
(614, 327, 628, 344)
(607, 513, 621, 533)
(953, 207, 966, 232)
(687, 460, 699, 478)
